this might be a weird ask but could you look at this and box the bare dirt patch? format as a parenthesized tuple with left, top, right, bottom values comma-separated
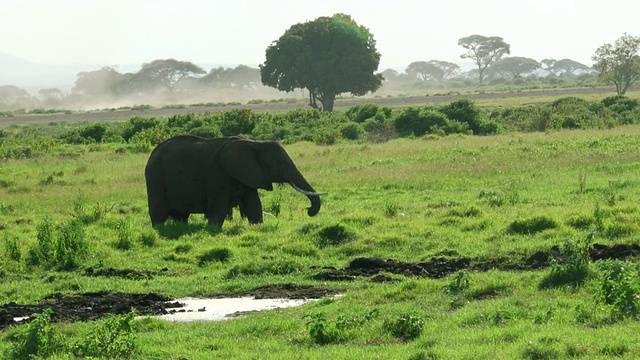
(1, 243, 637, 329)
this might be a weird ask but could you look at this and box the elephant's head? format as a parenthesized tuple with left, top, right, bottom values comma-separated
(220, 138, 324, 216)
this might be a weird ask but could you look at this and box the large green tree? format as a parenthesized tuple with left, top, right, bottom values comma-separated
(458, 35, 510, 85)
(135, 59, 205, 93)
(260, 13, 383, 112)
(592, 33, 640, 95)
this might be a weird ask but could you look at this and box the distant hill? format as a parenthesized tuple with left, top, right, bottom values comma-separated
(0, 52, 92, 92)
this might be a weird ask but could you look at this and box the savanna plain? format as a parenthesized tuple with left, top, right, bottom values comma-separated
(1, 99, 640, 359)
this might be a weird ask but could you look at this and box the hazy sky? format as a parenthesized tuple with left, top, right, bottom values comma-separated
(2, 0, 638, 70)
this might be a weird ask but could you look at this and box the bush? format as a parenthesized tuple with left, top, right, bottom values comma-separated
(7, 309, 67, 359)
(219, 109, 258, 136)
(393, 107, 450, 136)
(507, 215, 558, 235)
(601, 95, 639, 113)
(385, 311, 425, 341)
(345, 103, 391, 123)
(121, 117, 160, 141)
(316, 224, 355, 247)
(197, 247, 233, 266)
(439, 99, 487, 134)
(597, 260, 640, 319)
(74, 311, 137, 359)
(339, 122, 365, 140)
(539, 233, 593, 289)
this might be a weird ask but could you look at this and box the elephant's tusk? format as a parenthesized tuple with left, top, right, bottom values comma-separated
(290, 183, 327, 196)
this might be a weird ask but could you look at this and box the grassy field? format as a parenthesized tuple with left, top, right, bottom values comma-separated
(1, 122, 640, 358)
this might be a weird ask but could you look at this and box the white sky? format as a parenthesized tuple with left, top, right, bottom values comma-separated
(2, 0, 639, 70)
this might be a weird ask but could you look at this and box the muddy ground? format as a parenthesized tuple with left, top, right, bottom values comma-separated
(1, 242, 638, 329)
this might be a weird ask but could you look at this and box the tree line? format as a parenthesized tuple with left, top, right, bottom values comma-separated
(1, 14, 639, 112)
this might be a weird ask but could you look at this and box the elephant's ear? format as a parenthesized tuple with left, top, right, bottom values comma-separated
(221, 140, 273, 190)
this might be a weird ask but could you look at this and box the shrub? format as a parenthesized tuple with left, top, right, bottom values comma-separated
(7, 309, 67, 359)
(304, 313, 343, 345)
(385, 312, 425, 341)
(539, 233, 593, 289)
(121, 117, 160, 141)
(3, 236, 21, 262)
(197, 247, 233, 266)
(393, 107, 450, 136)
(74, 311, 137, 359)
(339, 122, 365, 140)
(113, 218, 134, 250)
(508, 215, 558, 235)
(316, 224, 355, 247)
(596, 260, 640, 319)
(439, 99, 488, 134)
(601, 95, 639, 113)
(345, 103, 391, 123)
(219, 109, 258, 136)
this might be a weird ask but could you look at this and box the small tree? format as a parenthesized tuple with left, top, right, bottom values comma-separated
(592, 33, 640, 95)
(458, 35, 511, 85)
(260, 13, 383, 112)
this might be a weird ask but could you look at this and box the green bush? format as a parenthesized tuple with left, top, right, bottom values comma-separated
(345, 103, 391, 123)
(539, 233, 593, 288)
(601, 95, 639, 113)
(393, 107, 450, 136)
(219, 109, 258, 136)
(339, 122, 365, 140)
(385, 311, 425, 341)
(7, 309, 67, 359)
(74, 311, 137, 359)
(439, 99, 488, 134)
(597, 260, 640, 319)
(508, 215, 558, 235)
(121, 116, 160, 141)
(316, 224, 355, 247)
(197, 247, 233, 266)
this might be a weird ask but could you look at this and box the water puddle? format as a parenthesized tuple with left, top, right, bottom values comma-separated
(153, 296, 318, 322)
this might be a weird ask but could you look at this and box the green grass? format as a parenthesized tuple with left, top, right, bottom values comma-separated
(2, 123, 640, 358)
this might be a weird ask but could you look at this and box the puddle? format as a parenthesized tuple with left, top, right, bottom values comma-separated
(153, 296, 318, 322)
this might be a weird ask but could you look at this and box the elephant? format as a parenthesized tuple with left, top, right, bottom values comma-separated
(144, 135, 325, 227)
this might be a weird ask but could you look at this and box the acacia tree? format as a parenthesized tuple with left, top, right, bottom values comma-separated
(72, 66, 125, 98)
(135, 59, 206, 93)
(260, 13, 383, 112)
(458, 35, 510, 85)
(428, 60, 460, 81)
(406, 61, 442, 81)
(486, 57, 540, 78)
(542, 58, 591, 76)
(592, 33, 640, 95)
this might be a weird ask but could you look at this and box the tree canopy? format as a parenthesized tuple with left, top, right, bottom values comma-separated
(260, 13, 383, 112)
(592, 33, 640, 95)
(458, 35, 511, 85)
(486, 57, 540, 78)
(135, 59, 206, 93)
(406, 60, 460, 82)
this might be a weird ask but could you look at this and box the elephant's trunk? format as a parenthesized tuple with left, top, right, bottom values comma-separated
(289, 182, 324, 217)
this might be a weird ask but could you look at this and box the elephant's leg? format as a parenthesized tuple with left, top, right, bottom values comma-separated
(206, 197, 230, 227)
(240, 189, 263, 224)
(225, 207, 234, 220)
(148, 198, 169, 226)
(168, 210, 190, 223)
